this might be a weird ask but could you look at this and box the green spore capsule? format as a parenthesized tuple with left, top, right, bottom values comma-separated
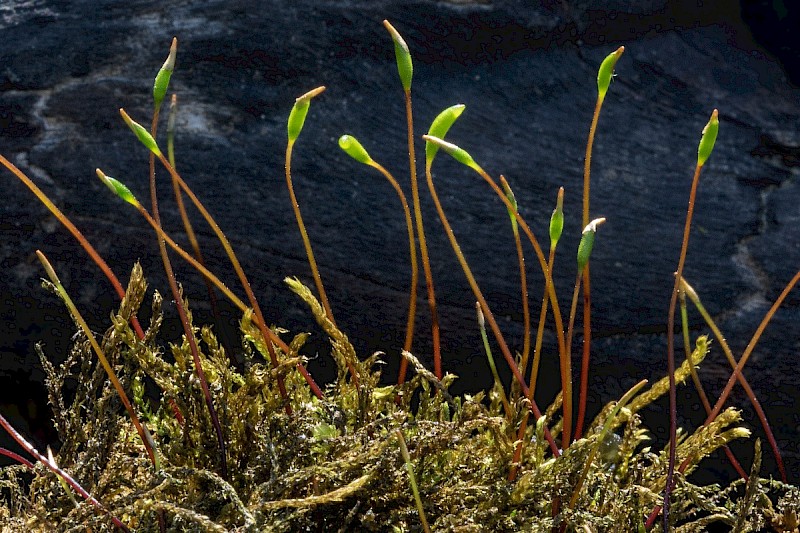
(697, 109, 719, 166)
(96, 169, 138, 207)
(422, 135, 476, 169)
(425, 104, 465, 165)
(577, 217, 606, 273)
(153, 37, 177, 108)
(287, 86, 325, 143)
(550, 187, 564, 248)
(501, 178, 519, 232)
(338, 135, 373, 165)
(597, 46, 624, 102)
(119, 108, 162, 157)
(383, 20, 413, 92)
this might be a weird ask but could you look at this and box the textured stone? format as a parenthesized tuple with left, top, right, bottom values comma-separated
(0, 1, 798, 479)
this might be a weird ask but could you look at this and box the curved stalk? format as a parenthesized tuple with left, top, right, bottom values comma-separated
(383, 19, 442, 379)
(98, 167, 324, 401)
(681, 277, 786, 481)
(147, 108, 228, 479)
(0, 155, 146, 340)
(663, 109, 719, 529)
(423, 147, 560, 456)
(0, 412, 130, 532)
(36, 251, 159, 471)
(366, 160, 419, 384)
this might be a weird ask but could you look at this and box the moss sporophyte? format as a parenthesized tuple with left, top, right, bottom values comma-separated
(0, 21, 798, 532)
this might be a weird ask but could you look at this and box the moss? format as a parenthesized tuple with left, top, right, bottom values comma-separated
(1, 21, 799, 533)
(0, 269, 793, 531)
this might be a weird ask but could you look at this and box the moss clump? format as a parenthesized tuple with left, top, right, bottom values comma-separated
(0, 265, 793, 531)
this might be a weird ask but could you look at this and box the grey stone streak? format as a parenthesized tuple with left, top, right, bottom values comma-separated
(0, 1, 798, 478)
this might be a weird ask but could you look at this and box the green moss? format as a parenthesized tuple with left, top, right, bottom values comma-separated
(0, 270, 793, 531)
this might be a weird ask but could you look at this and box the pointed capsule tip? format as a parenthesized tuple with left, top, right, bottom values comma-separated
(475, 302, 485, 328)
(383, 20, 408, 50)
(163, 37, 177, 71)
(582, 217, 607, 234)
(296, 86, 326, 104)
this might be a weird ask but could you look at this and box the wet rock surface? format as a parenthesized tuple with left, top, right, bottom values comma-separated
(0, 1, 798, 480)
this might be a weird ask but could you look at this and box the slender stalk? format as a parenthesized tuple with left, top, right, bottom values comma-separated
(396, 430, 431, 533)
(563, 270, 582, 443)
(677, 283, 748, 481)
(366, 160, 418, 384)
(423, 152, 560, 456)
(529, 246, 557, 399)
(286, 139, 358, 387)
(284, 89, 360, 386)
(0, 447, 35, 469)
(414, 108, 443, 379)
(579, 96, 601, 439)
(98, 168, 324, 401)
(0, 412, 131, 532)
(166, 94, 226, 349)
(500, 176, 531, 397)
(383, 19, 442, 380)
(147, 104, 228, 480)
(664, 109, 719, 530)
(663, 162, 702, 529)
(477, 303, 513, 420)
(681, 277, 786, 481)
(36, 250, 159, 470)
(0, 155, 146, 340)
(165, 95, 204, 259)
(679, 287, 711, 413)
(509, 244, 556, 482)
(284, 139, 337, 325)
(575, 264, 592, 438)
(576, 46, 624, 441)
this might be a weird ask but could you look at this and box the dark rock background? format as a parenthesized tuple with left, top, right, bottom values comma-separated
(0, 0, 798, 485)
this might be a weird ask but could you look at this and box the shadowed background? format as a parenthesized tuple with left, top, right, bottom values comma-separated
(0, 0, 798, 485)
